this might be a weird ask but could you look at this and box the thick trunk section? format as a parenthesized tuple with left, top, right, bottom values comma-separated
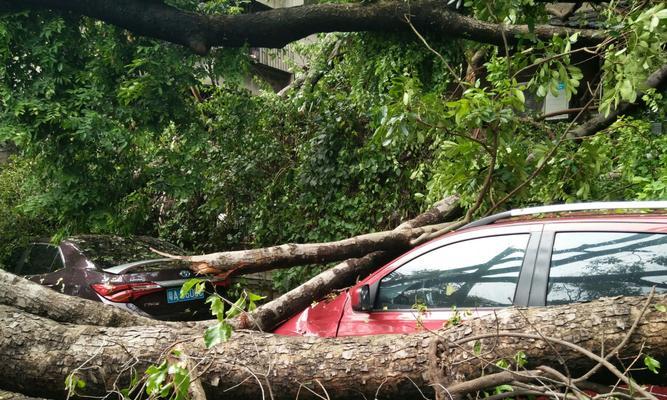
(0, 269, 154, 327)
(2, 294, 666, 399)
(2, 0, 603, 53)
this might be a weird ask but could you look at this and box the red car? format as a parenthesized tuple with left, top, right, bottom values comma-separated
(274, 201, 667, 337)
(8, 235, 227, 320)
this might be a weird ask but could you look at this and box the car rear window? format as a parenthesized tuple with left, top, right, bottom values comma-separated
(375, 234, 529, 310)
(16, 244, 64, 275)
(67, 235, 185, 269)
(547, 232, 667, 305)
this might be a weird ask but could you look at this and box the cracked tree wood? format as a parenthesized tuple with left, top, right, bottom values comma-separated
(1, 293, 665, 399)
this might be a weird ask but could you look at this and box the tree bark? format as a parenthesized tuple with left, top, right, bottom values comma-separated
(170, 225, 434, 275)
(1, 0, 603, 54)
(1, 294, 666, 399)
(0, 391, 47, 400)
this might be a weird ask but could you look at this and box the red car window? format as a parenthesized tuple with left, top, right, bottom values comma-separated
(375, 234, 530, 310)
(547, 231, 667, 305)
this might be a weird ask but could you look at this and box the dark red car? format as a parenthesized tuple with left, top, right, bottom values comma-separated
(274, 201, 667, 337)
(8, 235, 227, 320)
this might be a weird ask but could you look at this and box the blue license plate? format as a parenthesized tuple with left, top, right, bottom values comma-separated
(166, 287, 205, 304)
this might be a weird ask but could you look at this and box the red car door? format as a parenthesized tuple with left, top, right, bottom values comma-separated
(337, 224, 542, 336)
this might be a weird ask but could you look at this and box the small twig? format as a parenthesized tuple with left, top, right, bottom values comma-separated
(223, 376, 253, 393)
(429, 383, 454, 400)
(314, 379, 331, 400)
(414, 115, 492, 153)
(295, 380, 329, 400)
(404, 16, 466, 100)
(373, 377, 388, 400)
(454, 332, 659, 400)
(405, 376, 431, 400)
(609, 342, 646, 396)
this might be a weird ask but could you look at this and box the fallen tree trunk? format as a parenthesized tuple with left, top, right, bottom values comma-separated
(2, 292, 666, 399)
(0, 268, 155, 327)
(158, 195, 461, 277)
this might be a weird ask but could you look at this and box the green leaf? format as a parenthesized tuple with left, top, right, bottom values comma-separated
(514, 351, 527, 368)
(226, 296, 246, 319)
(494, 384, 514, 394)
(145, 361, 168, 395)
(65, 373, 86, 392)
(205, 295, 225, 321)
(204, 321, 233, 348)
(180, 278, 204, 299)
(247, 291, 266, 302)
(645, 355, 660, 374)
(473, 340, 482, 355)
(172, 367, 191, 400)
(655, 304, 667, 313)
(536, 85, 547, 97)
(445, 283, 457, 296)
(620, 80, 634, 102)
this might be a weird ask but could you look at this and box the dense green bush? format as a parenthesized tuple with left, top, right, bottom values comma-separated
(0, 158, 53, 268)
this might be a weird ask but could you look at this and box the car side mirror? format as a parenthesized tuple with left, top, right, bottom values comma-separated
(351, 284, 373, 312)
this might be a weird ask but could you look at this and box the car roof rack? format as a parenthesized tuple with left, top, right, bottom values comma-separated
(462, 201, 667, 229)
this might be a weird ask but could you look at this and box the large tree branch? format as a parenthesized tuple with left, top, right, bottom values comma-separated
(2, 0, 604, 54)
(233, 250, 394, 331)
(0, 196, 459, 330)
(155, 195, 461, 276)
(570, 64, 667, 138)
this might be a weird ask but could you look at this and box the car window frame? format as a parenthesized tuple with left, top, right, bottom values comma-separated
(362, 224, 543, 312)
(530, 221, 667, 306)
